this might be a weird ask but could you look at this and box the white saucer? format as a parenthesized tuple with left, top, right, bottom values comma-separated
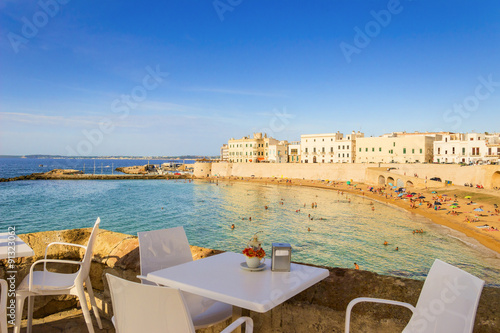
(240, 262, 266, 271)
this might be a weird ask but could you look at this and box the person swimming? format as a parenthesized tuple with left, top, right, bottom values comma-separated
(231, 224, 235, 229)
(383, 241, 388, 246)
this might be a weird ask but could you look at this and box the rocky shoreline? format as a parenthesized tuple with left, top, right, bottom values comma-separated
(0, 169, 191, 182)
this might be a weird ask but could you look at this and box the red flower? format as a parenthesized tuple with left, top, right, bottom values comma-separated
(243, 247, 265, 259)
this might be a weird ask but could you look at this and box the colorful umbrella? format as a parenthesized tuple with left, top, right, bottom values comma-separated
(432, 191, 437, 194)
(474, 208, 484, 212)
(419, 196, 426, 199)
(388, 182, 393, 186)
(434, 202, 442, 205)
(465, 196, 472, 199)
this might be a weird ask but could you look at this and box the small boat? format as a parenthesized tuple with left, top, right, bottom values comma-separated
(39, 164, 44, 167)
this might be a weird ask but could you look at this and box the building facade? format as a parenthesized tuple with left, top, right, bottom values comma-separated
(227, 133, 285, 163)
(300, 131, 363, 163)
(433, 132, 500, 164)
(356, 132, 437, 163)
(220, 144, 228, 161)
(287, 141, 301, 163)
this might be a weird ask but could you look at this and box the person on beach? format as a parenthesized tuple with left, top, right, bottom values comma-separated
(354, 263, 359, 270)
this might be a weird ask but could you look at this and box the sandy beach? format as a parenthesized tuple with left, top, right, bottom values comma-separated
(212, 176, 500, 256)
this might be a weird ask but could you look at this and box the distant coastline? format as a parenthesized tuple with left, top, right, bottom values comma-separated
(0, 154, 216, 160)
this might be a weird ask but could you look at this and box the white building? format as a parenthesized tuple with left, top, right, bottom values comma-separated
(287, 141, 300, 163)
(300, 131, 363, 163)
(356, 132, 439, 163)
(220, 144, 228, 161)
(433, 132, 500, 164)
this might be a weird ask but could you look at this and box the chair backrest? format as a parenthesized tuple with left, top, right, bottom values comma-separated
(404, 259, 484, 333)
(106, 274, 195, 333)
(76, 217, 100, 283)
(138, 226, 193, 282)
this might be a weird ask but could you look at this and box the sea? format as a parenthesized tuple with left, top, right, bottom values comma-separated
(1, 157, 499, 286)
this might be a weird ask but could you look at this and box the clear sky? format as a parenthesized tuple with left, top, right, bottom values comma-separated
(1, 0, 499, 156)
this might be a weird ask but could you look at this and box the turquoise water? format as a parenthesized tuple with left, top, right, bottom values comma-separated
(1, 177, 499, 286)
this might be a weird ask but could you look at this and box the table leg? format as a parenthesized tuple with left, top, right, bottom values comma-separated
(232, 306, 250, 333)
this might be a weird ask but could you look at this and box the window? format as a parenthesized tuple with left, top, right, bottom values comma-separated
(347, 145, 349, 149)
(438, 147, 441, 154)
(420, 149, 422, 153)
(314, 139, 316, 142)
(322, 139, 324, 141)
(412, 149, 415, 154)
(305, 148, 308, 153)
(347, 153, 349, 157)
(372, 147, 374, 152)
(342, 153, 345, 157)
(338, 145, 341, 149)
(343, 145, 345, 149)
(330, 147, 333, 153)
(393, 142, 395, 147)
(365, 148, 368, 152)
(359, 148, 361, 152)
(338, 153, 341, 157)
(462, 147, 465, 154)
(313, 148, 316, 153)
(322, 147, 325, 153)
(403, 148, 406, 154)
(452, 147, 455, 154)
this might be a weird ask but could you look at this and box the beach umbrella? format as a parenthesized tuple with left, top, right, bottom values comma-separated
(434, 201, 442, 205)
(432, 191, 437, 194)
(398, 193, 404, 197)
(406, 194, 413, 197)
(411, 192, 417, 195)
(442, 194, 448, 196)
(465, 196, 472, 199)
(474, 208, 484, 212)
(392, 186, 397, 189)
(419, 196, 426, 199)
(388, 182, 393, 186)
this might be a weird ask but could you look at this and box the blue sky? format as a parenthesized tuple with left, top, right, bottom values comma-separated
(1, 0, 499, 156)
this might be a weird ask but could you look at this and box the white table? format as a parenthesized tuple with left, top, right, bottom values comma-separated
(0, 232, 35, 260)
(147, 251, 329, 316)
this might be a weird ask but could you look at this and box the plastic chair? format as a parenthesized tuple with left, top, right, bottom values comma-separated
(14, 218, 103, 333)
(137, 226, 232, 329)
(0, 279, 7, 333)
(107, 274, 253, 333)
(345, 259, 485, 333)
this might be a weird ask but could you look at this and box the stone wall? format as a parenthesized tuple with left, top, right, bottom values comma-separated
(2, 229, 498, 332)
(194, 162, 500, 189)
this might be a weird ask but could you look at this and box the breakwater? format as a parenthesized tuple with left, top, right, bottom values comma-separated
(0, 172, 190, 182)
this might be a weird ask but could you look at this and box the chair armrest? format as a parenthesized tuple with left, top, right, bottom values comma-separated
(136, 275, 160, 286)
(45, 242, 87, 258)
(29, 259, 83, 292)
(221, 316, 253, 333)
(44, 242, 87, 270)
(345, 297, 416, 332)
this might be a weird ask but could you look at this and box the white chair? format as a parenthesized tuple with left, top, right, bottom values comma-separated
(107, 274, 253, 333)
(137, 226, 233, 329)
(345, 259, 485, 333)
(14, 218, 103, 333)
(0, 279, 7, 333)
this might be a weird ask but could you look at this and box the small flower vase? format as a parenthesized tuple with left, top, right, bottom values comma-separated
(245, 256, 263, 268)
